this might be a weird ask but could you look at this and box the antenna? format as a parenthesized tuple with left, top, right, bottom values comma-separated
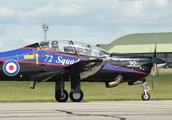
(42, 23, 49, 41)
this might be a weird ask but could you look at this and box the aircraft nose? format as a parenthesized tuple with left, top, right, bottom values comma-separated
(154, 58, 166, 68)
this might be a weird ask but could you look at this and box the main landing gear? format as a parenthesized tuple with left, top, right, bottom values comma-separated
(55, 75, 83, 102)
(55, 87, 83, 102)
(141, 82, 150, 101)
(69, 90, 83, 102)
(55, 80, 69, 102)
(55, 81, 83, 102)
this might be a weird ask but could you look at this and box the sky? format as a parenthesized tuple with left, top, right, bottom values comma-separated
(0, 0, 172, 51)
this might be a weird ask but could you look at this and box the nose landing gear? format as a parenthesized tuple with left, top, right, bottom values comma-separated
(141, 82, 150, 101)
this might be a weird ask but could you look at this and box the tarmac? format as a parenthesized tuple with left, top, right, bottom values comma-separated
(0, 101, 171, 120)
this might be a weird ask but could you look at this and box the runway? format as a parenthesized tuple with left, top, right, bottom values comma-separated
(0, 101, 171, 120)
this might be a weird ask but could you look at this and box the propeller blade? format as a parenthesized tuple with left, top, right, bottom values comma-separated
(153, 41, 157, 58)
(151, 76, 154, 91)
(156, 67, 159, 77)
(152, 39, 157, 91)
(151, 66, 155, 91)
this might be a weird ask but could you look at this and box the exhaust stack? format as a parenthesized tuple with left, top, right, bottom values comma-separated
(106, 75, 123, 88)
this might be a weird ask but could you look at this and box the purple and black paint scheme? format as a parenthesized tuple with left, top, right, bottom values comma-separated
(0, 40, 166, 102)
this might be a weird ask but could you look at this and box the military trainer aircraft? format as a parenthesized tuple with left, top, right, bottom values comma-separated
(0, 40, 166, 102)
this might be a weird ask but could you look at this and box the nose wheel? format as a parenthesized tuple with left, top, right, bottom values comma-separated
(141, 92, 150, 101)
(141, 82, 150, 101)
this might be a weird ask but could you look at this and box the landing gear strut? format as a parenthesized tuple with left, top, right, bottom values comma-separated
(70, 73, 83, 102)
(55, 74, 84, 102)
(55, 79, 68, 102)
(141, 82, 150, 101)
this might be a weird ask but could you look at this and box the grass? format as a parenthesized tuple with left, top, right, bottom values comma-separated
(158, 68, 172, 74)
(0, 69, 172, 102)
(83, 74, 172, 101)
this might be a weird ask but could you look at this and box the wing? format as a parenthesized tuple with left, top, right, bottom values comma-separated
(63, 59, 107, 80)
(31, 59, 107, 83)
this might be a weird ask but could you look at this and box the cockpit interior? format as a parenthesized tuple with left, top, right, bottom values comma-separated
(39, 40, 109, 57)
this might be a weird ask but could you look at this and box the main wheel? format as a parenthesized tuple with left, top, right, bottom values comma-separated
(70, 90, 83, 102)
(141, 92, 150, 101)
(55, 89, 68, 102)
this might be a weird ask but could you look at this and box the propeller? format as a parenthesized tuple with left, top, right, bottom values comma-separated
(151, 39, 159, 91)
(151, 65, 159, 91)
(151, 63, 155, 91)
(151, 42, 156, 91)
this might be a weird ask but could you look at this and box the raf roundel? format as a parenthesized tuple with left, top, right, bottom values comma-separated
(3, 59, 20, 76)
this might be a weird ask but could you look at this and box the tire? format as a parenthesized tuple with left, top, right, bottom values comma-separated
(141, 92, 150, 101)
(55, 89, 68, 102)
(70, 90, 84, 102)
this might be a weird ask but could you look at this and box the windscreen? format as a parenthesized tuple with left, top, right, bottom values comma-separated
(39, 40, 110, 57)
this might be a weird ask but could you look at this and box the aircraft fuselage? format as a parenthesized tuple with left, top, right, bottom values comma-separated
(0, 40, 166, 102)
(0, 48, 154, 82)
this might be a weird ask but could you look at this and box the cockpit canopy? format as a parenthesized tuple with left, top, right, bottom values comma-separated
(39, 40, 110, 57)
